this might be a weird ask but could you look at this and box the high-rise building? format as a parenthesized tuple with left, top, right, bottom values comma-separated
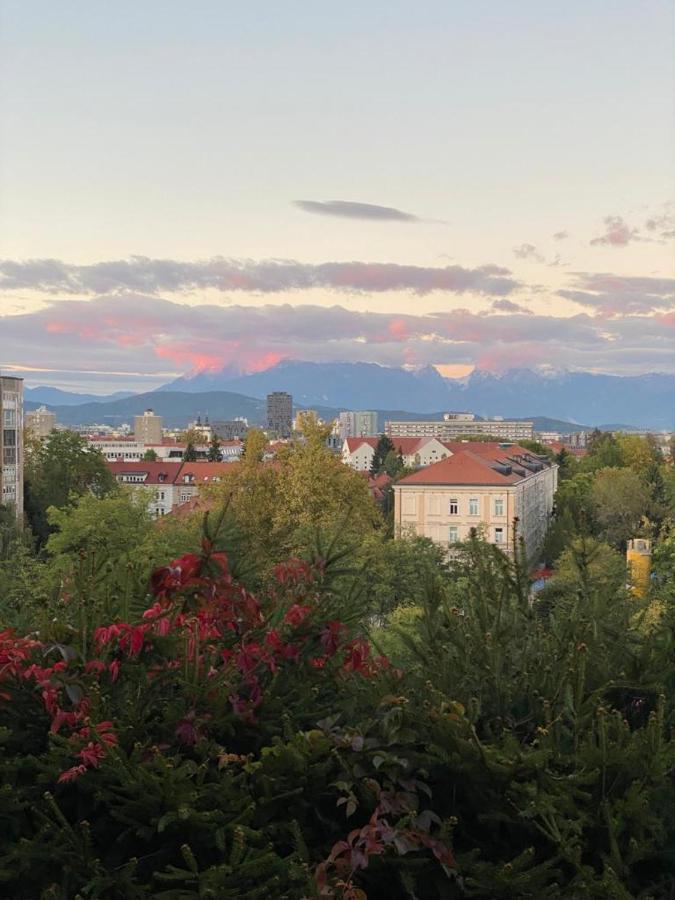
(266, 392, 293, 437)
(26, 405, 57, 438)
(133, 409, 163, 444)
(335, 410, 379, 441)
(0, 376, 24, 519)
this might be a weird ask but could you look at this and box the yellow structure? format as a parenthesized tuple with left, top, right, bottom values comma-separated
(627, 538, 652, 597)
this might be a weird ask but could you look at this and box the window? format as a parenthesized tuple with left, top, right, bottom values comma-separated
(494, 527, 504, 544)
(448, 526, 459, 543)
(494, 497, 505, 516)
(469, 498, 479, 516)
(449, 498, 458, 515)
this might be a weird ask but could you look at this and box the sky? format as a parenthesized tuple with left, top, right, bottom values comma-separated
(0, 0, 673, 393)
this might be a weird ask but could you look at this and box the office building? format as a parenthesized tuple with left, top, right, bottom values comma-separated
(266, 392, 293, 437)
(0, 376, 24, 519)
(133, 409, 163, 444)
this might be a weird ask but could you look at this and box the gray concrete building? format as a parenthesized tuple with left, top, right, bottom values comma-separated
(266, 392, 293, 437)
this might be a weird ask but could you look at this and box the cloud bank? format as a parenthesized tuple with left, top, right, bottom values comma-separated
(3, 292, 673, 384)
(0, 256, 518, 297)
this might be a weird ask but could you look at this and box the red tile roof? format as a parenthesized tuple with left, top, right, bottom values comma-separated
(106, 461, 183, 484)
(396, 443, 552, 486)
(177, 462, 238, 484)
(345, 436, 451, 455)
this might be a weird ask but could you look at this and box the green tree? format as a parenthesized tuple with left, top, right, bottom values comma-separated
(207, 434, 222, 461)
(382, 448, 404, 478)
(241, 428, 267, 465)
(591, 466, 651, 547)
(142, 448, 158, 462)
(582, 429, 624, 471)
(183, 441, 198, 462)
(370, 434, 395, 475)
(24, 430, 117, 547)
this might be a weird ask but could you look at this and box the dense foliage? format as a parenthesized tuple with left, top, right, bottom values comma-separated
(0, 429, 673, 898)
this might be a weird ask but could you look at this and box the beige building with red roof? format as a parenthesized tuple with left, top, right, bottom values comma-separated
(393, 443, 557, 558)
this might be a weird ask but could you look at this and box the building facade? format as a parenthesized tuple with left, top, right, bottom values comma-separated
(266, 392, 293, 437)
(211, 419, 249, 440)
(133, 409, 163, 443)
(393, 443, 557, 559)
(26, 405, 57, 438)
(343, 436, 453, 471)
(335, 410, 379, 441)
(0, 376, 24, 518)
(106, 460, 238, 516)
(385, 417, 534, 442)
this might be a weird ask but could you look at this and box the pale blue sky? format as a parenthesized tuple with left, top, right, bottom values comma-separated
(0, 1, 673, 389)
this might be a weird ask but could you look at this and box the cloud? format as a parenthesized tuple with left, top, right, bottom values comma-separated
(645, 207, 675, 241)
(293, 200, 420, 222)
(513, 243, 545, 263)
(590, 215, 641, 247)
(553, 230, 569, 241)
(491, 299, 533, 315)
(0, 256, 519, 297)
(559, 272, 675, 316)
(2, 293, 673, 386)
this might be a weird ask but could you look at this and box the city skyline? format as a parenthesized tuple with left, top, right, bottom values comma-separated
(1, 1, 673, 392)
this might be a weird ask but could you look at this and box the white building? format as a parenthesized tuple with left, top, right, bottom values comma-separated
(342, 436, 454, 471)
(386, 416, 534, 442)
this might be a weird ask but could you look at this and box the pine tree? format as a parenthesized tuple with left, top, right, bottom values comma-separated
(207, 435, 222, 462)
(370, 434, 395, 475)
(183, 441, 198, 462)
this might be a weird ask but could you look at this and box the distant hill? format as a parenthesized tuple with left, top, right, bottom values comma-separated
(156, 362, 675, 429)
(41, 390, 269, 429)
(25, 386, 135, 406)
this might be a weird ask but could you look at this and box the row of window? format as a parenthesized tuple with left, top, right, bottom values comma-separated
(449, 525, 505, 544)
(448, 497, 504, 517)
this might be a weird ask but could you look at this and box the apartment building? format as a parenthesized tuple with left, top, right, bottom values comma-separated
(266, 392, 293, 437)
(107, 461, 183, 517)
(386, 415, 534, 442)
(133, 409, 163, 444)
(25, 405, 57, 438)
(106, 459, 239, 516)
(0, 376, 24, 518)
(335, 410, 379, 441)
(393, 443, 557, 558)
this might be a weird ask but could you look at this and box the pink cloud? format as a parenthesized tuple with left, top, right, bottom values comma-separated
(590, 216, 640, 247)
(476, 343, 547, 372)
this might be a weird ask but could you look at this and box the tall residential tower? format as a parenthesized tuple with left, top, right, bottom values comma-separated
(266, 392, 293, 438)
(0, 376, 24, 519)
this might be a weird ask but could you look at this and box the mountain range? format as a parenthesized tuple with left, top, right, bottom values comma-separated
(22, 362, 675, 429)
(159, 362, 674, 429)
